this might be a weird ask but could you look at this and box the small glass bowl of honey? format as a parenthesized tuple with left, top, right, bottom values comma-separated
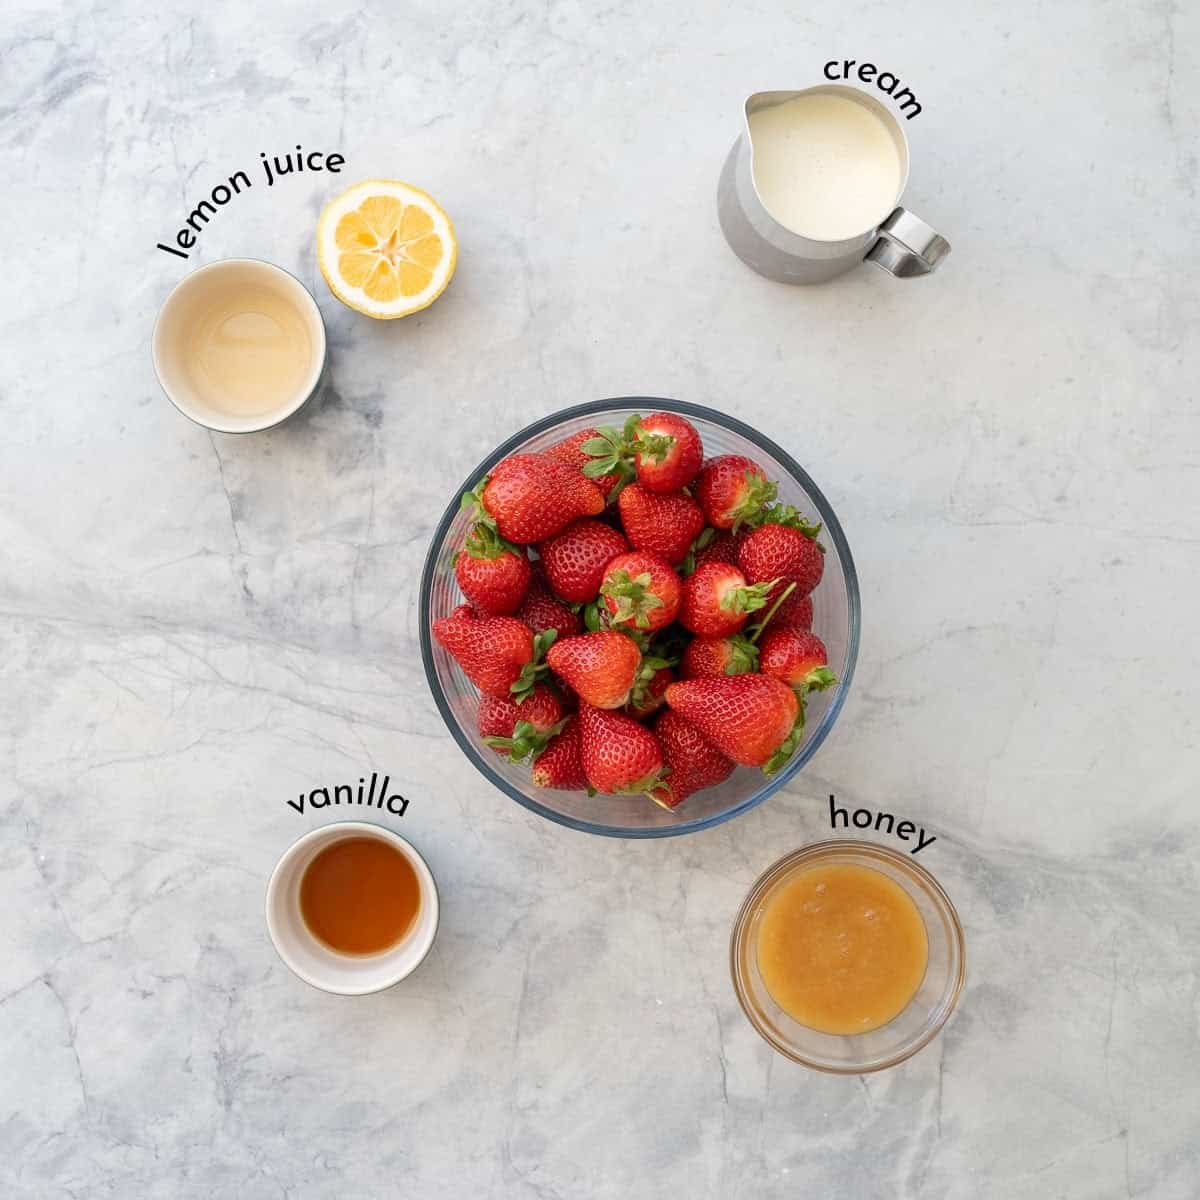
(730, 840, 965, 1072)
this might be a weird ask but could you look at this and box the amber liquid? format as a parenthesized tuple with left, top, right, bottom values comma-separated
(756, 863, 929, 1035)
(299, 837, 421, 956)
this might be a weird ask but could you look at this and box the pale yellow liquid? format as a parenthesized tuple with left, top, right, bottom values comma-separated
(184, 284, 313, 417)
(749, 93, 902, 241)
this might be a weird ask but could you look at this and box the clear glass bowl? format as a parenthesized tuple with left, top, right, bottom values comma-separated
(730, 841, 966, 1072)
(418, 398, 861, 838)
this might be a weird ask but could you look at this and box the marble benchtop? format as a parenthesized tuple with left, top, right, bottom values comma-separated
(2, 0, 1198, 1196)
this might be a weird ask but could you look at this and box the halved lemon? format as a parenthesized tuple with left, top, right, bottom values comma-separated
(317, 179, 457, 319)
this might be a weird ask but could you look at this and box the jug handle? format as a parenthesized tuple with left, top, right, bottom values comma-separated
(866, 208, 951, 278)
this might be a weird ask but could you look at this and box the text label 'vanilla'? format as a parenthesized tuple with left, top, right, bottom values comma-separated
(288, 773, 408, 817)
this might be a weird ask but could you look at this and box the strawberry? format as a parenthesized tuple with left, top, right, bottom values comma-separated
(737, 506, 824, 600)
(453, 523, 531, 615)
(693, 455, 777, 531)
(578, 703, 669, 801)
(626, 663, 673, 720)
(448, 603, 476, 622)
(654, 709, 735, 808)
(538, 518, 627, 603)
(763, 588, 814, 634)
(432, 615, 555, 698)
(545, 428, 633, 503)
(617, 484, 705, 566)
(665, 675, 802, 773)
(679, 561, 778, 638)
(545, 631, 642, 708)
(573, 412, 704, 496)
(515, 571, 581, 640)
(759, 629, 837, 693)
(701, 531, 746, 566)
(630, 412, 703, 494)
(530, 716, 589, 790)
(682, 528, 745, 576)
(478, 684, 566, 761)
(599, 551, 681, 632)
(680, 634, 759, 679)
(464, 454, 604, 545)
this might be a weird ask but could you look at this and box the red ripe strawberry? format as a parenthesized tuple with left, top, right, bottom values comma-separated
(738, 510, 825, 600)
(654, 709, 735, 809)
(703, 531, 745, 565)
(665, 675, 802, 772)
(759, 629, 837, 693)
(764, 588, 813, 634)
(630, 412, 703, 494)
(516, 572, 581, 639)
(599, 551, 681, 632)
(680, 635, 759, 679)
(687, 529, 744, 572)
(578, 703, 669, 801)
(617, 484, 705, 566)
(432, 615, 552, 698)
(538, 518, 627, 603)
(467, 455, 604, 544)
(531, 716, 589, 790)
(626, 663, 673, 720)
(478, 684, 565, 761)
(454, 524, 531, 616)
(694, 455, 777, 531)
(679, 561, 777, 637)
(544, 428, 632, 503)
(448, 603, 476, 622)
(546, 631, 641, 708)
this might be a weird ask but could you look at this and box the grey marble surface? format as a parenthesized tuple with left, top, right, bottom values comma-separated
(3, 0, 1199, 1196)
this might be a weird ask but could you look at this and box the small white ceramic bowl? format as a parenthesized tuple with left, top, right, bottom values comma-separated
(152, 258, 326, 433)
(265, 822, 439, 995)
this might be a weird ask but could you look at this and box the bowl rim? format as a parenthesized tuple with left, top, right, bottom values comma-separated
(418, 397, 861, 838)
(729, 839, 966, 1072)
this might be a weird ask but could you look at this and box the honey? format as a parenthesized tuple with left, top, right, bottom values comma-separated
(756, 862, 928, 1035)
(299, 836, 421, 956)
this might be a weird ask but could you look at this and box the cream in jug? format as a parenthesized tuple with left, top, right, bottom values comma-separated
(747, 92, 903, 241)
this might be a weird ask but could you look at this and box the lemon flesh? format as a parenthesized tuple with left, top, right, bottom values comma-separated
(317, 179, 457, 319)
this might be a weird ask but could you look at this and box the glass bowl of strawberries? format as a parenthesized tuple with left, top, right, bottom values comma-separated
(419, 398, 860, 838)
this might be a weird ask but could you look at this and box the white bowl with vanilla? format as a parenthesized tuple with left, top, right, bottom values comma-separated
(265, 823, 440, 996)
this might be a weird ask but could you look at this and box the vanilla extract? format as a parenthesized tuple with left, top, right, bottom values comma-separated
(287, 773, 408, 816)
